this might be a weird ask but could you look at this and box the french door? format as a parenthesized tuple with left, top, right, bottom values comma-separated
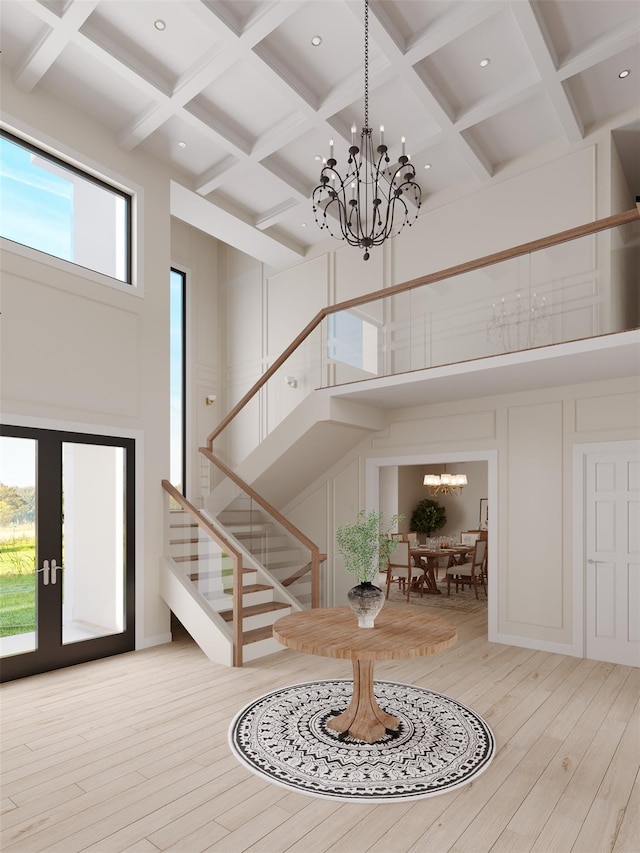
(0, 425, 135, 681)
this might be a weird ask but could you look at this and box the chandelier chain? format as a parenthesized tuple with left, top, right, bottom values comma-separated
(364, 0, 369, 130)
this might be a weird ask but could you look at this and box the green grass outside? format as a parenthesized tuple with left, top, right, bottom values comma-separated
(0, 535, 36, 637)
(0, 574, 36, 636)
(0, 539, 36, 575)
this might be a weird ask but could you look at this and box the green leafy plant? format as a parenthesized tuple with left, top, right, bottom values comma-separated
(335, 509, 403, 584)
(410, 499, 446, 537)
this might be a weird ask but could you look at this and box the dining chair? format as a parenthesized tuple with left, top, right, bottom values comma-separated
(445, 538, 487, 599)
(407, 531, 419, 548)
(385, 540, 420, 601)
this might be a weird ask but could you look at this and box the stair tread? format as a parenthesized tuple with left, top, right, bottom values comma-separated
(242, 583, 273, 593)
(243, 625, 276, 644)
(188, 567, 254, 580)
(219, 601, 290, 622)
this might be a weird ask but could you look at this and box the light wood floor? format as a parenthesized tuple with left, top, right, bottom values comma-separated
(1, 606, 638, 853)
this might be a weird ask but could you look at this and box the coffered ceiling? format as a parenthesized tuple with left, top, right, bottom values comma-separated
(1, 0, 639, 268)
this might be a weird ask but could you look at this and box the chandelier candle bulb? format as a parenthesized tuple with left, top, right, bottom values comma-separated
(402, 136, 406, 157)
(329, 139, 334, 159)
(380, 125, 384, 146)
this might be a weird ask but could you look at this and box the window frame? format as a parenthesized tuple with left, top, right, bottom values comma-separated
(0, 128, 133, 286)
(170, 267, 187, 496)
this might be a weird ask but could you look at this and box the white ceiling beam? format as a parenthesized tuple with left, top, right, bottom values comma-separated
(558, 21, 640, 80)
(195, 156, 241, 196)
(13, 0, 98, 92)
(364, 0, 493, 179)
(454, 73, 543, 131)
(404, 1, 509, 62)
(170, 181, 304, 269)
(255, 199, 301, 231)
(511, 1, 583, 143)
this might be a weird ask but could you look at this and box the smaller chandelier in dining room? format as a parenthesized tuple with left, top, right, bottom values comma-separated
(312, 0, 421, 260)
(423, 472, 468, 497)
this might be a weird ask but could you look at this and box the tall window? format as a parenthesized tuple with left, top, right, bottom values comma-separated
(170, 269, 186, 494)
(0, 130, 131, 283)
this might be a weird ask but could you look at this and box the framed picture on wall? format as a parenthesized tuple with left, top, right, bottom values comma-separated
(479, 498, 488, 530)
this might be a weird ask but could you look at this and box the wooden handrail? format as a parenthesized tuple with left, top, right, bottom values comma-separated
(198, 205, 639, 629)
(200, 447, 323, 608)
(206, 206, 639, 449)
(162, 479, 242, 558)
(282, 555, 327, 588)
(161, 479, 244, 665)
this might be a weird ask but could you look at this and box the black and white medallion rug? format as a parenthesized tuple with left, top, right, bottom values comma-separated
(228, 679, 496, 802)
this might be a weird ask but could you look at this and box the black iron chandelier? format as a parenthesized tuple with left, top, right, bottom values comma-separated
(312, 0, 421, 260)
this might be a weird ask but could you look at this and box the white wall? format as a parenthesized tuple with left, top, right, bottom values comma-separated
(283, 376, 640, 657)
(170, 218, 221, 505)
(218, 130, 638, 468)
(0, 77, 173, 647)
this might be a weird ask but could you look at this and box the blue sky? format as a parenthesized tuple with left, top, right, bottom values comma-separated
(0, 136, 73, 259)
(0, 438, 36, 488)
(170, 270, 184, 487)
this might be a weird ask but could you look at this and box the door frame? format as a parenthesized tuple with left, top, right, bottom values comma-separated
(365, 449, 498, 643)
(572, 439, 640, 660)
(1, 415, 145, 650)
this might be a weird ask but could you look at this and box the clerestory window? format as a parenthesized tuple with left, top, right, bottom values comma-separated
(0, 129, 132, 284)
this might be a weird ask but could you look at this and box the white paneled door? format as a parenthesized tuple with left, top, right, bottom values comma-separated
(585, 448, 640, 667)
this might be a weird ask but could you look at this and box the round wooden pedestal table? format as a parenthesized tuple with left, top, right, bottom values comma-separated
(273, 606, 457, 744)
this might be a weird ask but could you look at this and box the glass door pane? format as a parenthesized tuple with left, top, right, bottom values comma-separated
(62, 443, 126, 645)
(0, 436, 37, 656)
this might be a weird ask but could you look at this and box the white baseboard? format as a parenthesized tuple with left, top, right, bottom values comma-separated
(493, 631, 582, 659)
(136, 632, 172, 650)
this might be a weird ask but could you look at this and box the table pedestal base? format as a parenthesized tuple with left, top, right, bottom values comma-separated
(420, 561, 442, 595)
(325, 659, 398, 743)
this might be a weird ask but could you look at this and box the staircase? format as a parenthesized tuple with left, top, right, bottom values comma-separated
(215, 499, 316, 609)
(160, 483, 306, 666)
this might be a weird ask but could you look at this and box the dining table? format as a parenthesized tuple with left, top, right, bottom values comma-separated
(410, 546, 474, 594)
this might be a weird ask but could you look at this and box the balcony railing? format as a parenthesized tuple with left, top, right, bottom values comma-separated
(208, 206, 639, 465)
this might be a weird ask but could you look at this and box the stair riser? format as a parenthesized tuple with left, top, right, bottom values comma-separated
(202, 587, 280, 610)
(238, 608, 291, 631)
(242, 588, 276, 607)
(242, 637, 285, 662)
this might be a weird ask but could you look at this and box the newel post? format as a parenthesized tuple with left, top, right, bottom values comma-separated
(233, 556, 243, 667)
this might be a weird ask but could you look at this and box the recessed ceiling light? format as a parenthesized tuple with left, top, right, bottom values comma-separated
(479, 58, 490, 68)
(314, 154, 322, 161)
(177, 140, 186, 149)
(618, 69, 630, 78)
(301, 223, 307, 228)
(154, 19, 166, 31)
(311, 35, 322, 47)
(424, 163, 432, 170)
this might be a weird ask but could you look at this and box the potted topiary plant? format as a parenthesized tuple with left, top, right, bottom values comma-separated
(335, 509, 402, 627)
(410, 498, 446, 541)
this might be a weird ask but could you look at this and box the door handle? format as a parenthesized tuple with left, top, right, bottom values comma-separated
(50, 559, 63, 585)
(38, 559, 63, 584)
(38, 560, 50, 585)
(587, 559, 596, 564)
